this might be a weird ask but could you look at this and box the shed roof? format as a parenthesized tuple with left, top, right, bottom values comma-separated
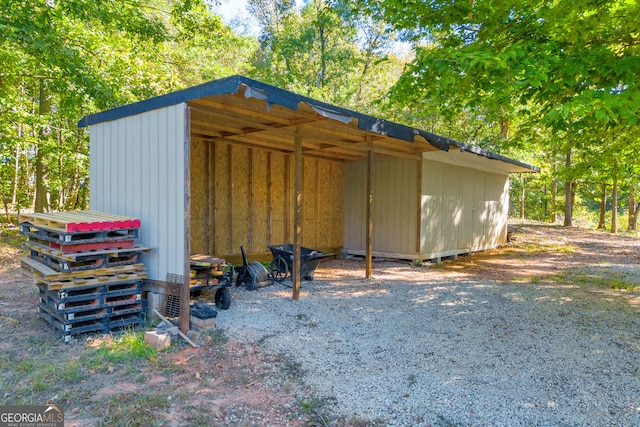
(79, 75, 538, 172)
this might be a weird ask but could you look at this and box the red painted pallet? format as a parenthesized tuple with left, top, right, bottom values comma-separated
(19, 211, 140, 233)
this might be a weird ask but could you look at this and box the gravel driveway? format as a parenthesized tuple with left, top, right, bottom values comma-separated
(216, 224, 640, 426)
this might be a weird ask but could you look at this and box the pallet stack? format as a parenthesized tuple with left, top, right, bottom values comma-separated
(19, 211, 148, 343)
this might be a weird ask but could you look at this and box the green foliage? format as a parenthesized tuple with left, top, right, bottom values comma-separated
(357, 0, 640, 227)
(0, 0, 255, 213)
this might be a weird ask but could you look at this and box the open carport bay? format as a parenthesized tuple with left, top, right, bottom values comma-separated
(216, 224, 640, 426)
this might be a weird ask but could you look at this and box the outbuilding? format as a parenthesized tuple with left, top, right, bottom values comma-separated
(79, 75, 537, 328)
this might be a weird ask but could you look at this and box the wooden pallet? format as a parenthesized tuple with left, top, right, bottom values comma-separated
(19, 211, 140, 233)
(37, 281, 142, 304)
(40, 289, 141, 313)
(39, 307, 144, 343)
(20, 223, 138, 247)
(21, 257, 147, 290)
(39, 300, 144, 323)
(26, 240, 147, 272)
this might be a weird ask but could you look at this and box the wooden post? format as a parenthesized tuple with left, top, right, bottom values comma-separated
(180, 106, 192, 333)
(366, 136, 373, 278)
(293, 128, 303, 300)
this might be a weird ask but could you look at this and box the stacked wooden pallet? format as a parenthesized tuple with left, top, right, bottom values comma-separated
(19, 211, 148, 343)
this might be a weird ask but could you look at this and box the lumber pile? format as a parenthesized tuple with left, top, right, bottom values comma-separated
(19, 211, 148, 343)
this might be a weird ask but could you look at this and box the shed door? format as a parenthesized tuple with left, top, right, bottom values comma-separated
(458, 169, 485, 250)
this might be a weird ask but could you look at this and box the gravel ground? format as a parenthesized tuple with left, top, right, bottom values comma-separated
(216, 225, 640, 427)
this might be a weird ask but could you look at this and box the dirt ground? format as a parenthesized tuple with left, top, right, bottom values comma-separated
(0, 221, 638, 426)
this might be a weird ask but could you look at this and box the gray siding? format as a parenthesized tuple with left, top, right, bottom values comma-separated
(421, 159, 508, 258)
(90, 104, 187, 281)
(344, 158, 418, 257)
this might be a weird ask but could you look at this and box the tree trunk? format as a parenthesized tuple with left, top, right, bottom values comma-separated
(629, 184, 638, 232)
(34, 78, 51, 213)
(598, 183, 607, 229)
(551, 176, 557, 223)
(564, 150, 572, 227)
(520, 173, 526, 220)
(611, 175, 618, 234)
(12, 124, 22, 205)
(543, 184, 548, 219)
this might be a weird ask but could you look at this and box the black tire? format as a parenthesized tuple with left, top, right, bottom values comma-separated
(269, 256, 289, 281)
(215, 287, 231, 310)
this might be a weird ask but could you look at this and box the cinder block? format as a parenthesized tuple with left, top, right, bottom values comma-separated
(144, 330, 171, 350)
(190, 315, 215, 330)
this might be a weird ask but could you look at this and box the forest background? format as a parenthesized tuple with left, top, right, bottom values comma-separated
(1, 0, 638, 232)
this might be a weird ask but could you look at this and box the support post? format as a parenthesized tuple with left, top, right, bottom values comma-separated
(366, 136, 373, 278)
(180, 106, 192, 333)
(293, 128, 303, 300)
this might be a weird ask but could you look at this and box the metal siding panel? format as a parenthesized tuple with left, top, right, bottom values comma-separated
(88, 104, 186, 282)
(89, 125, 103, 210)
(368, 159, 417, 255)
(344, 161, 365, 250)
(444, 165, 461, 252)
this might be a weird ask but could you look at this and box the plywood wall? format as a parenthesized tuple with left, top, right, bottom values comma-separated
(190, 139, 344, 257)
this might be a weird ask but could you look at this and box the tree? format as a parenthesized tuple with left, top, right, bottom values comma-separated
(247, 0, 405, 113)
(356, 0, 640, 225)
(0, 0, 254, 214)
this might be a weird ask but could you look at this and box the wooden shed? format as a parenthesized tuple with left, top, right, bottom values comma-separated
(79, 75, 537, 327)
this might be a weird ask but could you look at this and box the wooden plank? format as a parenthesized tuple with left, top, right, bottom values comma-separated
(20, 257, 147, 290)
(214, 142, 231, 255)
(190, 138, 208, 254)
(303, 157, 317, 247)
(25, 240, 149, 261)
(318, 160, 332, 248)
(252, 149, 269, 252)
(181, 106, 192, 334)
(293, 129, 302, 300)
(331, 161, 344, 248)
(270, 152, 287, 245)
(231, 145, 251, 254)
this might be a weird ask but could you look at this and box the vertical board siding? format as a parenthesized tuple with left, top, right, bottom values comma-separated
(89, 104, 186, 282)
(190, 138, 207, 253)
(420, 159, 510, 257)
(189, 140, 344, 256)
(344, 158, 418, 255)
(343, 161, 366, 250)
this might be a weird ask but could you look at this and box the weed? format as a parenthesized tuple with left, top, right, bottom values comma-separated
(208, 329, 228, 346)
(299, 399, 319, 414)
(94, 393, 170, 426)
(84, 330, 156, 371)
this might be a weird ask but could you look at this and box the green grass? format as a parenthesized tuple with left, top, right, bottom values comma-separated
(84, 330, 157, 371)
(523, 242, 577, 254)
(519, 270, 639, 291)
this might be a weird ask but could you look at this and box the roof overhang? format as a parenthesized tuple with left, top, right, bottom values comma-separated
(423, 141, 540, 175)
(79, 75, 539, 169)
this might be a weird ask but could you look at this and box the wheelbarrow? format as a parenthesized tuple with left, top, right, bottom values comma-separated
(268, 244, 331, 281)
